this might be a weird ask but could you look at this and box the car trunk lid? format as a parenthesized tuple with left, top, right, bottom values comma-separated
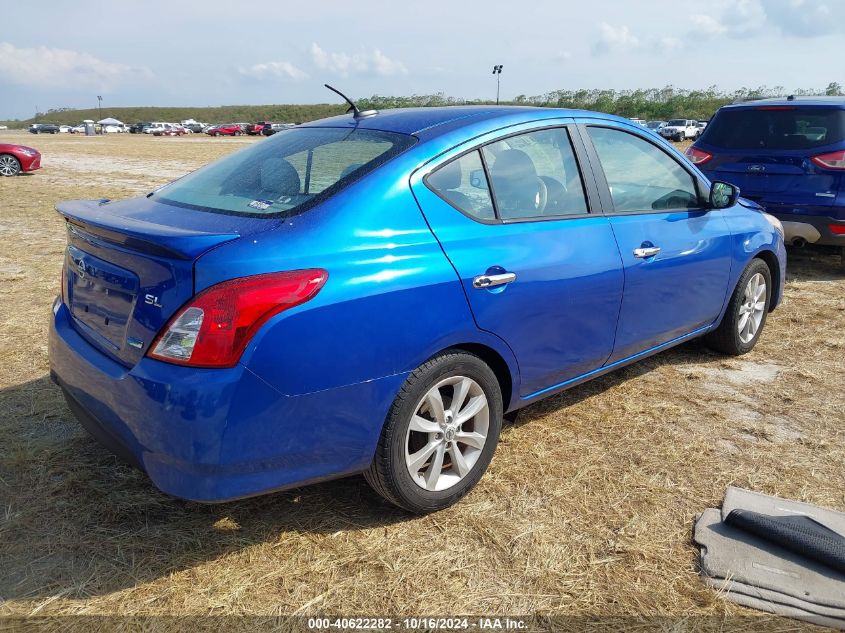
(57, 197, 269, 366)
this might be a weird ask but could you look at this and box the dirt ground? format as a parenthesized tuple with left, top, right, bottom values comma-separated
(0, 131, 844, 631)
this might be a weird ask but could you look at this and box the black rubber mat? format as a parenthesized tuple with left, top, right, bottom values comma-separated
(725, 509, 845, 574)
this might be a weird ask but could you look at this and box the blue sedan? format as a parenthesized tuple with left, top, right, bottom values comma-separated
(49, 106, 786, 513)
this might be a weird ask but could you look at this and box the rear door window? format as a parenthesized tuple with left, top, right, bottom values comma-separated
(703, 107, 845, 150)
(482, 128, 588, 219)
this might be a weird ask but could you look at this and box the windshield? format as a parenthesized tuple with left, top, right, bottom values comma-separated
(702, 107, 845, 150)
(667, 119, 686, 126)
(157, 127, 415, 217)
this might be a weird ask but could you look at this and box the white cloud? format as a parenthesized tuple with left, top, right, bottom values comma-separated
(759, 0, 844, 37)
(238, 61, 308, 80)
(691, 14, 728, 36)
(692, 0, 843, 40)
(371, 49, 408, 76)
(310, 42, 407, 77)
(0, 41, 151, 89)
(592, 23, 640, 56)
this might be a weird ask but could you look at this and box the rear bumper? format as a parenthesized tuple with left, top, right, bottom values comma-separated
(49, 298, 404, 502)
(764, 208, 845, 246)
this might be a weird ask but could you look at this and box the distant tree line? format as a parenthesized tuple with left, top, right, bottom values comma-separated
(360, 83, 845, 122)
(3, 84, 842, 128)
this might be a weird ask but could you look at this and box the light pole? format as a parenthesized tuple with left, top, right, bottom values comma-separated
(492, 65, 503, 105)
(97, 95, 103, 120)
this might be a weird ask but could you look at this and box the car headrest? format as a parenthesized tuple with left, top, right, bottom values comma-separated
(340, 163, 363, 180)
(489, 149, 537, 182)
(260, 157, 301, 196)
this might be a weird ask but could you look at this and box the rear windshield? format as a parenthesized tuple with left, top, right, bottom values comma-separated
(157, 127, 415, 216)
(702, 107, 845, 150)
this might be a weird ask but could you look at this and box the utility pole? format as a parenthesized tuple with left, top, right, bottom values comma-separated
(97, 95, 103, 120)
(492, 65, 503, 105)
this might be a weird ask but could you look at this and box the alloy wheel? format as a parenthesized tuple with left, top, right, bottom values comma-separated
(404, 376, 489, 492)
(0, 155, 19, 176)
(738, 272, 766, 344)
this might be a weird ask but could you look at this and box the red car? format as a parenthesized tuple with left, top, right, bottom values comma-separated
(206, 123, 246, 137)
(246, 121, 272, 135)
(0, 143, 41, 177)
(153, 125, 187, 137)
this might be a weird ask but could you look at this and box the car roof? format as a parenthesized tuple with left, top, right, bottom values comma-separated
(723, 96, 845, 110)
(300, 105, 630, 139)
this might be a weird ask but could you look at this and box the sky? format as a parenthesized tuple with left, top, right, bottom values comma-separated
(1, 0, 844, 119)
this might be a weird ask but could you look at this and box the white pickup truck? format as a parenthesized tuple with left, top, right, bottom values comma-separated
(660, 119, 699, 141)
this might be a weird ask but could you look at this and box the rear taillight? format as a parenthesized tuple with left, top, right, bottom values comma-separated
(811, 150, 845, 170)
(830, 224, 845, 235)
(148, 269, 328, 368)
(685, 146, 712, 165)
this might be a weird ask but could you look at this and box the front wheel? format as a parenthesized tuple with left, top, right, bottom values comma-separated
(365, 351, 503, 514)
(706, 259, 772, 355)
(0, 154, 21, 176)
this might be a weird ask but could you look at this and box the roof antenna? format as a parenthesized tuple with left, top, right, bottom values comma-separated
(324, 84, 378, 119)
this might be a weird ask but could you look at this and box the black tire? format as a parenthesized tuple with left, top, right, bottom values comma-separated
(705, 258, 772, 355)
(0, 154, 21, 177)
(364, 351, 503, 514)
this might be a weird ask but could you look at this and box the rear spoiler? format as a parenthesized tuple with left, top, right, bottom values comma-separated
(56, 199, 239, 260)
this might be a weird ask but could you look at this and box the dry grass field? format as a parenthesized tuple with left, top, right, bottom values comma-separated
(0, 131, 844, 632)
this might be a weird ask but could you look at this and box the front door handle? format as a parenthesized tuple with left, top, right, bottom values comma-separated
(633, 246, 661, 258)
(473, 272, 517, 289)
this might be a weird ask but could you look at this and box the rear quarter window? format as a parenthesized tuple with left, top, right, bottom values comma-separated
(702, 107, 845, 150)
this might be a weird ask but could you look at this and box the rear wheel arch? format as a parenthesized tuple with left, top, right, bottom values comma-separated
(444, 343, 514, 413)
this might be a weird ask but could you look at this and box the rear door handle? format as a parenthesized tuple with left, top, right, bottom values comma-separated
(633, 246, 661, 258)
(473, 272, 517, 289)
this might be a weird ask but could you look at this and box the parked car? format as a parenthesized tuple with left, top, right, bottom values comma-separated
(646, 121, 666, 136)
(263, 123, 295, 136)
(70, 124, 87, 134)
(129, 122, 150, 134)
(695, 121, 708, 138)
(629, 118, 648, 127)
(0, 143, 41, 176)
(153, 124, 187, 137)
(246, 121, 272, 135)
(50, 107, 785, 513)
(29, 123, 60, 134)
(688, 96, 845, 264)
(660, 119, 699, 142)
(181, 122, 204, 133)
(206, 123, 244, 136)
(59, 125, 72, 133)
(144, 122, 170, 135)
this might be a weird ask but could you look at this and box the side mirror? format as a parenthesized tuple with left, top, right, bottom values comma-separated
(709, 181, 739, 209)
